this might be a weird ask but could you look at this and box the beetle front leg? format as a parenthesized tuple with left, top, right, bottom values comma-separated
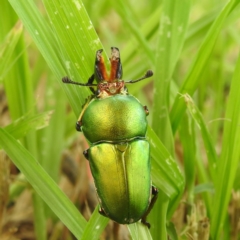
(141, 186, 158, 228)
(76, 121, 82, 131)
(87, 74, 96, 94)
(76, 95, 94, 132)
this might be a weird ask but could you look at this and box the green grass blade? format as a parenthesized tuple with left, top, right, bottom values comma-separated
(183, 94, 218, 182)
(8, 0, 98, 116)
(149, 191, 169, 239)
(0, 21, 22, 81)
(39, 88, 66, 181)
(170, 0, 239, 134)
(32, 192, 47, 240)
(2, 1, 37, 158)
(147, 126, 184, 210)
(0, 128, 87, 238)
(42, 0, 104, 115)
(184, 6, 220, 49)
(181, 94, 218, 216)
(152, 0, 190, 154)
(179, 112, 196, 201)
(2, 111, 52, 143)
(128, 223, 153, 240)
(211, 53, 240, 239)
(111, 0, 155, 63)
(81, 206, 109, 240)
(8, 0, 64, 79)
(121, 6, 161, 67)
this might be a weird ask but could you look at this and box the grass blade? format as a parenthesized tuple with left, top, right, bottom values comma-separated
(128, 223, 153, 240)
(183, 94, 218, 182)
(0, 21, 22, 81)
(42, 0, 104, 114)
(0, 128, 87, 238)
(170, 0, 239, 134)
(81, 206, 109, 240)
(147, 126, 184, 213)
(152, 0, 190, 153)
(2, 111, 52, 143)
(211, 52, 240, 239)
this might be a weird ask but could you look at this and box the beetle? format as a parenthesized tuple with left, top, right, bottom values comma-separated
(62, 47, 158, 228)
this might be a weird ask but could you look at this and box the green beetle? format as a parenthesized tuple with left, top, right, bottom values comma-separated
(62, 47, 158, 227)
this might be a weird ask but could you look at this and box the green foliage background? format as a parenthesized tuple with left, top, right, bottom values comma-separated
(0, 0, 240, 239)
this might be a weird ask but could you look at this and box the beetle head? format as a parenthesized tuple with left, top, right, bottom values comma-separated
(62, 48, 153, 98)
(95, 47, 126, 98)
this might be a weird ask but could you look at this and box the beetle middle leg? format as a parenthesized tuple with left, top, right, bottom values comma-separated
(83, 149, 89, 160)
(99, 207, 108, 217)
(141, 186, 158, 228)
(143, 105, 149, 116)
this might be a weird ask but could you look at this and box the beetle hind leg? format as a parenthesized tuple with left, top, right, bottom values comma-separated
(141, 186, 158, 228)
(99, 207, 108, 217)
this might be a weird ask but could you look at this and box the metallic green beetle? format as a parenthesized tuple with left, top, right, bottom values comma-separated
(62, 47, 158, 227)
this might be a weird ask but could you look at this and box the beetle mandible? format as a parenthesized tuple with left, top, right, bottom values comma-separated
(62, 47, 158, 228)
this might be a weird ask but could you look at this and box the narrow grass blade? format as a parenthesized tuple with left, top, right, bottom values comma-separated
(184, 6, 220, 49)
(147, 126, 184, 213)
(0, 21, 22, 81)
(128, 222, 153, 240)
(180, 94, 217, 216)
(0, 128, 86, 238)
(148, 1, 190, 233)
(8, 0, 64, 79)
(170, 0, 239, 134)
(183, 94, 218, 181)
(42, 0, 104, 115)
(152, 0, 190, 154)
(179, 112, 196, 201)
(1, 111, 52, 143)
(211, 52, 240, 239)
(8, 0, 101, 116)
(81, 206, 109, 240)
(39, 89, 66, 181)
(111, 0, 155, 63)
(32, 192, 47, 240)
(121, 7, 161, 67)
(149, 190, 169, 240)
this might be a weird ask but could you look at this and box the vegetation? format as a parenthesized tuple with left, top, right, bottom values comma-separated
(0, 0, 240, 239)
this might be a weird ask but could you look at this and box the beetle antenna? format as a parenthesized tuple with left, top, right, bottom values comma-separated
(125, 70, 153, 84)
(62, 76, 97, 87)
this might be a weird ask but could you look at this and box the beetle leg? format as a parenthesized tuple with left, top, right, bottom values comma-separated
(143, 105, 149, 116)
(99, 207, 107, 217)
(83, 149, 89, 160)
(87, 74, 96, 94)
(76, 96, 94, 132)
(76, 121, 82, 131)
(141, 186, 159, 228)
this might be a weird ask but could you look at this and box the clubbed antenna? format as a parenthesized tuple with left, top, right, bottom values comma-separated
(125, 70, 153, 84)
(62, 76, 97, 87)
